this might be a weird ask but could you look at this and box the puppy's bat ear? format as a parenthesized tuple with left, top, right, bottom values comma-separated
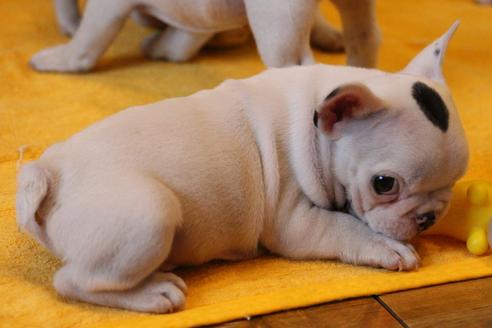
(400, 21, 459, 84)
(314, 83, 385, 135)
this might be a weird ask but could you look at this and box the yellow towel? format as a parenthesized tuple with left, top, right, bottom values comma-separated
(1, 0, 491, 327)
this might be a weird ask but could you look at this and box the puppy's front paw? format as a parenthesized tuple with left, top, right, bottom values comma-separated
(361, 236, 420, 271)
(30, 45, 93, 72)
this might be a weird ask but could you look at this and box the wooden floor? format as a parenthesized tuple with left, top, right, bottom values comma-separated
(213, 277, 492, 328)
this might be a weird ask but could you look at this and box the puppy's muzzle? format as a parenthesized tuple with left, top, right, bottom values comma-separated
(416, 211, 436, 232)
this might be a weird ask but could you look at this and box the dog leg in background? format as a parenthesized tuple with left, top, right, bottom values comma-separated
(141, 28, 214, 62)
(54, 0, 80, 36)
(264, 197, 420, 271)
(244, 0, 317, 67)
(331, 0, 380, 68)
(310, 8, 344, 53)
(31, 0, 135, 72)
(18, 166, 187, 313)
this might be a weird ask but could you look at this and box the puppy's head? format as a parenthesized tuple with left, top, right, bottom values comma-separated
(314, 22, 469, 241)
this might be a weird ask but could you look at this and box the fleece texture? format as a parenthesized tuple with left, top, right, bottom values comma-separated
(1, 0, 491, 327)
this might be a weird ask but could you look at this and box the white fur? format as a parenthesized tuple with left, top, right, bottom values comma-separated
(17, 25, 468, 313)
(30, 0, 380, 72)
(401, 21, 459, 84)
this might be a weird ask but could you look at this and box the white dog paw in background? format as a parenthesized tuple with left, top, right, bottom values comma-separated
(141, 29, 214, 62)
(29, 44, 94, 72)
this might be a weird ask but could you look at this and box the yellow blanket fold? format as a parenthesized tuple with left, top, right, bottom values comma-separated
(1, 0, 491, 327)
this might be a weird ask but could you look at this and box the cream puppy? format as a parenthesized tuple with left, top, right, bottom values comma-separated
(30, 0, 379, 72)
(17, 23, 468, 313)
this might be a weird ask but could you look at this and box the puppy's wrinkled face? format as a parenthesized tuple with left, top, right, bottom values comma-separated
(318, 76, 469, 241)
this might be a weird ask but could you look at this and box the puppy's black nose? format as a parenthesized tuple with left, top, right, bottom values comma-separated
(416, 211, 436, 231)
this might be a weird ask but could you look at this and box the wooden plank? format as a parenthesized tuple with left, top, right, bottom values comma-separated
(379, 277, 492, 328)
(213, 297, 402, 328)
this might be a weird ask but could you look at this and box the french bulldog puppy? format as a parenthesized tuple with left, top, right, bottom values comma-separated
(17, 23, 468, 313)
(30, 0, 379, 72)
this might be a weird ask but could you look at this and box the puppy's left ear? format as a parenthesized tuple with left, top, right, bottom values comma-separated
(400, 21, 459, 84)
(314, 83, 385, 136)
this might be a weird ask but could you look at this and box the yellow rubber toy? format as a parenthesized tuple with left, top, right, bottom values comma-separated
(425, 180, 492, 255)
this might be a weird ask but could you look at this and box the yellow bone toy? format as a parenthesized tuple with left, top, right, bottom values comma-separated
(425, 180, 492, 255)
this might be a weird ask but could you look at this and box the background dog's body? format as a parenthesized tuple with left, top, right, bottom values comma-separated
(30, 0, 379, 72)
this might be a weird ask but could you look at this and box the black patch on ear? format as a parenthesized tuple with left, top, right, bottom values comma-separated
(325, 87, 340, 100)
(434, 48, 441, 56)
(313, 110, 319, 127)
(412, 82, 449, 132)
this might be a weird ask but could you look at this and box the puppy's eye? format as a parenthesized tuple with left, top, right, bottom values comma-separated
(372, 175, 399, 195)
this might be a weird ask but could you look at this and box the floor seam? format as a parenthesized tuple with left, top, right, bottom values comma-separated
(374, 296, 410, 328)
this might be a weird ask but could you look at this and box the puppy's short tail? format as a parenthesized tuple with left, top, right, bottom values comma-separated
(16, 162, 51, 247)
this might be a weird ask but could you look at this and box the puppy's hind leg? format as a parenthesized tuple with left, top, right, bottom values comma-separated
(31, 0, 136, 72)
(55, 269, 187, 313)
(52, 174, 186, 313)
